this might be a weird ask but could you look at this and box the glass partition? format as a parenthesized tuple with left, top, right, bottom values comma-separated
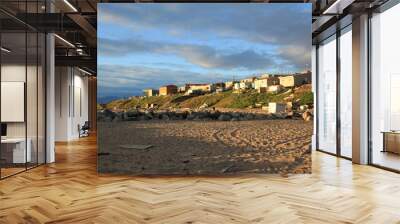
(317, 35, 337, 154)
(1, 31, 28, 177)
(370, 3, 400, 171)
(339, 26, 352, 158)
(0, 2, 46, 179)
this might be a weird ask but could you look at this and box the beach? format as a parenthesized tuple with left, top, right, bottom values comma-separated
(98, 120, 313, 175)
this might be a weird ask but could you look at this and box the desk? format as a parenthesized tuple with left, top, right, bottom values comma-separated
(1, 138, 31, 163)
(382, 131, 400, 154)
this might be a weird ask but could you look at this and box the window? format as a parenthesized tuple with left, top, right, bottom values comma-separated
(370, 3, 400, 171)
(339, 26, 352, 158)
(317, 35, 337, 154)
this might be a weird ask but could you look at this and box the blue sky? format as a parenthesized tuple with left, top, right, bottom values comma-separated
(98, 3, 311, 100)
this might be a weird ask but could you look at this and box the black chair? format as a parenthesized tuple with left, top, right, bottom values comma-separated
(79, 121, 90, 138)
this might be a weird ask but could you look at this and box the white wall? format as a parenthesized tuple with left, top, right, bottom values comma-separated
(55, 67, 89, 141)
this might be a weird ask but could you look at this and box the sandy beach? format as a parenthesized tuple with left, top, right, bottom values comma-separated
(98, 120, 313, 175)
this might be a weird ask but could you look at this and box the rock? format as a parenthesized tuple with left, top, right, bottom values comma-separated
(199, 103, 208, 109)
(209, 111, 221, 120)
(302, 111, 312, 121)
(124, 116, 138, 121)
(187, 113, 196, 120)
(287, 111, 294, 119)
(231, 112, 241, 118)
(103, 109, 115, 119)
(231, 117, 239, 121)
(274, 113, 287, 119)
(218, 114, 231, 121)
(244, 113, 255, 120)
(161, 114, 170, 120)
(125, 110, 139, 117)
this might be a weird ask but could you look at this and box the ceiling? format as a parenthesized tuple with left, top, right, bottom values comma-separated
(0, 0, 389, 75)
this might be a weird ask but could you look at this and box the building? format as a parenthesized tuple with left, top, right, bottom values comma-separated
(278, 72, 311, 88)
(159, 85, 178, 96)
(186, 83, 214, 93)
(143, 89, 159, 97)
(267, 85, 283, 94)
(225, 81, 237, 90)
(233, 82, 241, 90)
(214, 82, 226, 90)
(178, 86, 187, 93)
(268, 102, 286, 114)
(254, 77, 280, 90)
(239, 81, 252, 90)
(240, 77, 256, 83)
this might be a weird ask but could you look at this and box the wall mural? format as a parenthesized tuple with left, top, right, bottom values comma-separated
(97, 3, 313, 175)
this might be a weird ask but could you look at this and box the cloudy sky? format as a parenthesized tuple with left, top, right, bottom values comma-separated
(98, 3, 311, 100)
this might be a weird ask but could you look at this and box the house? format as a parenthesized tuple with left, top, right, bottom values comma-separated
(267, 85, 283, 94)
(225, 81, 237, 90)
(143, 89, 159, 97)
(159, 85, 178, 96)
(233, 82, 241, 90)
(215, 87, 224, 93)
(184, 83, 214, 93)
(258, 87, 267, 93)
(268, 102, 286, 114)
(254, 77, 280, 90)
(178, 86, 187, 93)
(214, 82, 226, 90)
(278, 72, 311, 87)
(240, 77, 256, 83)
(239, 81, 252, 90)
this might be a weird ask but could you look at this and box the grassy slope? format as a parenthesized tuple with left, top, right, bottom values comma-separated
(103, 85, 313, 110)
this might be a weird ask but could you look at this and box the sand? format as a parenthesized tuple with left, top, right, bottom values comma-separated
(98, 120, 313, 175)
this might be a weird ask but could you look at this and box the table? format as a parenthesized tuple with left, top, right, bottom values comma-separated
(1, 138, 32, 163)
(381, 131, 400, 154)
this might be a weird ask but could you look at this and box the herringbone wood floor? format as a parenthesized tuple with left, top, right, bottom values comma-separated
(1, 135, 400, 224)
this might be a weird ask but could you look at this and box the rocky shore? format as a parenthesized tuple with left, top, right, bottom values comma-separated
(97, 108, 313, 122)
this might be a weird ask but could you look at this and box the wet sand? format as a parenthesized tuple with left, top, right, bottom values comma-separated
(98, 120, 312, 175)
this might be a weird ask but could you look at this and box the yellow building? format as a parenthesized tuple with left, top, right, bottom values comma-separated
(143, 89, 159, 97)
(254, 77, 280, 89)
(186, 83, 214, 93)
(159, 85, 178, 96)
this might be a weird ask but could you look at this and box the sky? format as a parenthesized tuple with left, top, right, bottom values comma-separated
(98, 3, 311, 100)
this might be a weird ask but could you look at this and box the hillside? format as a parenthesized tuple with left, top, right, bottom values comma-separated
(101, 84, 313, 111)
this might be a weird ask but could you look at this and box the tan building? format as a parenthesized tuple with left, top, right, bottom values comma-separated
(240, 77, 256, 83)
(224, 81, 237, 90)
(239, 81, 252, 90)
(178, 86, 187, 93)
(268, 102, 286, 114)
(143, 89, 159, 97)
(267, 85, 283, 94)
(278, 72, 311, 87)
(159, 85, 178, 96)
(186, 83, 214, 93)
(254, 77, 280, 90)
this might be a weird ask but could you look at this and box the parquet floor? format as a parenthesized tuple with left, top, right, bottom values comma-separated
(1, 135, 400, 224)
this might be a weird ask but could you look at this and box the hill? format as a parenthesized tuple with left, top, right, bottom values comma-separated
(100, 84, 313, 111)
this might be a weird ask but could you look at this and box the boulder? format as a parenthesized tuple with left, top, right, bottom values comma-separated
(103, 109, 116, 119)
(302, 111, 312, 121)
(218, 114, 232, 121)
(244, 113, 255, 120)
(125, 110, 139, 117)
(161, 114, 170, 120)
